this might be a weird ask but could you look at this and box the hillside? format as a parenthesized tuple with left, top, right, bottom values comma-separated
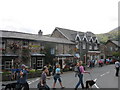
(96, 27, 119, 43)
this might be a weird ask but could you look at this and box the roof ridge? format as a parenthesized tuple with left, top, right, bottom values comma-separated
(56, 27, 83, 33)
(0, 30, 37, 36)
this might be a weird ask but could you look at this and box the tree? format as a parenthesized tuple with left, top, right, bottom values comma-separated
(44, 43, 56, 65)
(21, 47, 31, 65)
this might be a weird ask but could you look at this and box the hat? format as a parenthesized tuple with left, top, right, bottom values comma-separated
(21, 64, 26, 68)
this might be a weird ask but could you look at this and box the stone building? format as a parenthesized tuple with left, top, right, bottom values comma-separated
(51, 27, 100, 64)
(105, 40, 120, 59)
(1, 30, 75, 70)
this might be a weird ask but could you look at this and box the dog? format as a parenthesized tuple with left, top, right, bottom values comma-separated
(86, 79, 96, 89)
(2, 83, 17, 90)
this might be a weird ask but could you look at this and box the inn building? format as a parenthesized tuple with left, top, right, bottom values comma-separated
(0, 27, 101, 70)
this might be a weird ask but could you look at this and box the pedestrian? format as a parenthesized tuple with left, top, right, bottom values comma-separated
(75, 61, 90, 90)
(16, 64, 29, 90)
(38, 67, 50, 90)
(10, 66, 16, 80)
(115, 60, 120, 77)
(52, 64, 64, 89)
(48, 64, 53, 76)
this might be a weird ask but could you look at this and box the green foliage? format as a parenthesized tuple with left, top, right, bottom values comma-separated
(2, 72, 11, 76)
(22, 47, 31, 63)
(112, 52, 120, 57)
(29, 69, 42, 73)
(96, 28, 119, 43)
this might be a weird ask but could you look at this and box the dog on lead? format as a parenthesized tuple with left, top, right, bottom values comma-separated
(86, 79, 97, 89)
(2, 83, 17, 90)
(2, 83, 25, 90)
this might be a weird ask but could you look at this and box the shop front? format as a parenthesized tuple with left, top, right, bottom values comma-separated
(2, 54, 18, 70)
(54, 54, 74, 69)
(31, 53, 45, 70)
(87, 51, 101, 64)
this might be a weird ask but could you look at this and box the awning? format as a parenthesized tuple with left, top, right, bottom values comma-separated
(55, 54, 74, 57)
(31, 53, 45, 56)
(88, 51, 101, 54)
(74, 53, 80, 58)
(1, 54, 18, 57)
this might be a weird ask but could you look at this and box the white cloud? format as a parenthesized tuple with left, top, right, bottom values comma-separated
(0, 0, 119, 35)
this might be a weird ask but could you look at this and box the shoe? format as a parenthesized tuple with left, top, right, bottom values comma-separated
(52, 88, 56, 90)
(61, 87, 65, 89)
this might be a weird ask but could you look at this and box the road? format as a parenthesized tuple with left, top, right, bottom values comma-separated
(2, 64, 119, 89)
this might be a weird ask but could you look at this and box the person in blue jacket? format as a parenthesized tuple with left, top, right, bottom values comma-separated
(17, 64, 29, 90)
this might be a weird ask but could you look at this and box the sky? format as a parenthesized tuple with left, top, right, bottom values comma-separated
(0, 0, 119, 35)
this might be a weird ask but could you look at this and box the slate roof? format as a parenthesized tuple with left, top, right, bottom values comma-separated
(111, 40, 120, 47)
(55, 27, 97, 41)
(0, 30, 75, 44)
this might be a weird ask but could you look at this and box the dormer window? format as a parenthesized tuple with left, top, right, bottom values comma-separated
(95, 40, 98, 43)
(82, 35, 88, 42)
(75, 33, 81, 42)
(83, 38, 87, 41)
(89, 37, 93, 43)
(77, 37, 79, 41)
(94, 38, 99, 44)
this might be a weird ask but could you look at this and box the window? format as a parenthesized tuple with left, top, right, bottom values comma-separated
(2, 41, 5, 49)
(23, 41, 28, 46)
(5, 61, 12, 69)
(37, 59, 43, 69)
(76, 44, 79, 49)
(110, 47, 113, 51)
(94, 44, 98, 50)
(83, 43, 86, 49)
(89, 45, 92, 50)
(115, 47, 118, 51)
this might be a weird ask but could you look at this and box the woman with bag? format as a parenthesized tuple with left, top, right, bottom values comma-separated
(38, 67, 50, 90)
(75, 61, 90, 90)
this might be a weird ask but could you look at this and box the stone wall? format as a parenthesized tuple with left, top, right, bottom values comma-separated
(51, 29, 67, 39)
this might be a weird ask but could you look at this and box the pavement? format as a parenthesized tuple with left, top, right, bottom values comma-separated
(1, 64, 119, 89)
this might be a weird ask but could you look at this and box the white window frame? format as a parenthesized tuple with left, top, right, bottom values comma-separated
(110, 47, 113, 51)
(94, 44, 98, 50)
(89, 45, 92, 50)
(83, 43, 86, 49)
(37, 59, 43, 68)
(5, 61, 12, 69)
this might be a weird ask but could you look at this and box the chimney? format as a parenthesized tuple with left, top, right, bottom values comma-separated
(38, 30, 43, 36)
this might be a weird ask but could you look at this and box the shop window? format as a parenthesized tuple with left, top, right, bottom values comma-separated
(37, 59, 43, 69)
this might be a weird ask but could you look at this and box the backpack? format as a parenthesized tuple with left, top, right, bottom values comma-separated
(74, 66, 81, 74)
(77, 67, 81, 74)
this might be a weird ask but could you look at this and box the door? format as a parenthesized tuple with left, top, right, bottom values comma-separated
(59, 59, 62, 69)
(37, 57, 43, 69)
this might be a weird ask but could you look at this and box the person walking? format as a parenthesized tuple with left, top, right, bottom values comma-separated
(115, 60, 120, 77)
(16, 64, 29, 90)
(52, 64, 64, 89)
(75, 61, 90, 90)
(38, 67, 50, 90)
